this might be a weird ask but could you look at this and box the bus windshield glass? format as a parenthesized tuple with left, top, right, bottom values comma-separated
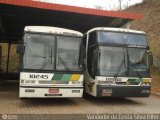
(98, 46, 149, 77)
(99, 46, 127, 76)
(23, 33, 82, 71)
(56, 36, 81, 71)
(128, 48, 148, 74)
(98, 31, 147, 46)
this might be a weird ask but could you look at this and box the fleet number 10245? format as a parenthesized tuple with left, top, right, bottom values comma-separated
(30, 74, 48, 79)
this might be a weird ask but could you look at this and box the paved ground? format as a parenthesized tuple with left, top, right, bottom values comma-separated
(0, 81, 160, 114)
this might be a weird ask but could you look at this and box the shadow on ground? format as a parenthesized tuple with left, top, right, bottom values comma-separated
(0, 80, 145, 107)
(83, 93, 144, 106)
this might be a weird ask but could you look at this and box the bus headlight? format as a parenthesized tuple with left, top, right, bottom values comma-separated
(25, 80, 30, 83)
(21, 79, 24, 84)
(31, 80, 36, 84)
(141, 82, 151, 86)
(72, 90, 80, 93)
(21, 80, 36, 84)
(143, 79, 151, 83)
(141, 79, 151, 86)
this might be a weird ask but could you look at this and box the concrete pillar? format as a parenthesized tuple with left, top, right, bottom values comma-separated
(6, 43, 11, 74)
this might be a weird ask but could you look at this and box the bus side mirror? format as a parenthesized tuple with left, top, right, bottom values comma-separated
(149, 52, 153, 66)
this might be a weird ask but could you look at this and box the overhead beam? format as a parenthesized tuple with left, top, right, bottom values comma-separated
(0, 0, 142, 44)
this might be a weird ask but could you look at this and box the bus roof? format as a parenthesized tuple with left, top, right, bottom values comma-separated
(86, 27, 146, 35)
(24, 26, 83, 37)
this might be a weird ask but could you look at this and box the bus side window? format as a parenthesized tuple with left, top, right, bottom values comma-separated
(78, 38, 84, 69)
(82, 35, 87, 58)
(87, 32, 97, 79)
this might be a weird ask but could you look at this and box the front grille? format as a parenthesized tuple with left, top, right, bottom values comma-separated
(129, 82, 140, 85)
(39, 80, 69, 84)
(115, 82, 127, 85)
(39, 81, 52, 84)
(115, 82, 140, 85)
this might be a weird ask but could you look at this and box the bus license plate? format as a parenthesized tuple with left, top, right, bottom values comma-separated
(48, 88, 59, 93)
(102, 89, 112, 96)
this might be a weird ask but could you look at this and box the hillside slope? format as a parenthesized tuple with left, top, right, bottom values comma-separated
(125, 0, 160, 58)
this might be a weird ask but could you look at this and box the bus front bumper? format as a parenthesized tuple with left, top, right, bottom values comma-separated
(97, 85, 151, 97)
(19, 86, 83, 98)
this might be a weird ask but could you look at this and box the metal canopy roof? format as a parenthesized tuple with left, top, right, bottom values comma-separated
(0, 0, 142, 43)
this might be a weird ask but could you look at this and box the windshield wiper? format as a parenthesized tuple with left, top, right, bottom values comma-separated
(127, 54, 142, 78)
(58, 56, 70, 71)
(40, 49, 53, 70)
(114, 53, 126, 78)
(39, 56, 49, 70)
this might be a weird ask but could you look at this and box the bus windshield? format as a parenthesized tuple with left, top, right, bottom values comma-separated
(56, 36, 81, 71)
(99, 46, 127, 76)
(23, 33, 82, 71)
(128, 48, 149, 75)
(98, 46, 149, 77)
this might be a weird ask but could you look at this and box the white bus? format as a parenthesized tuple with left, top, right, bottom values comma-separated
(83, 27, 153, 97)
(18, 26, 84, 98)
